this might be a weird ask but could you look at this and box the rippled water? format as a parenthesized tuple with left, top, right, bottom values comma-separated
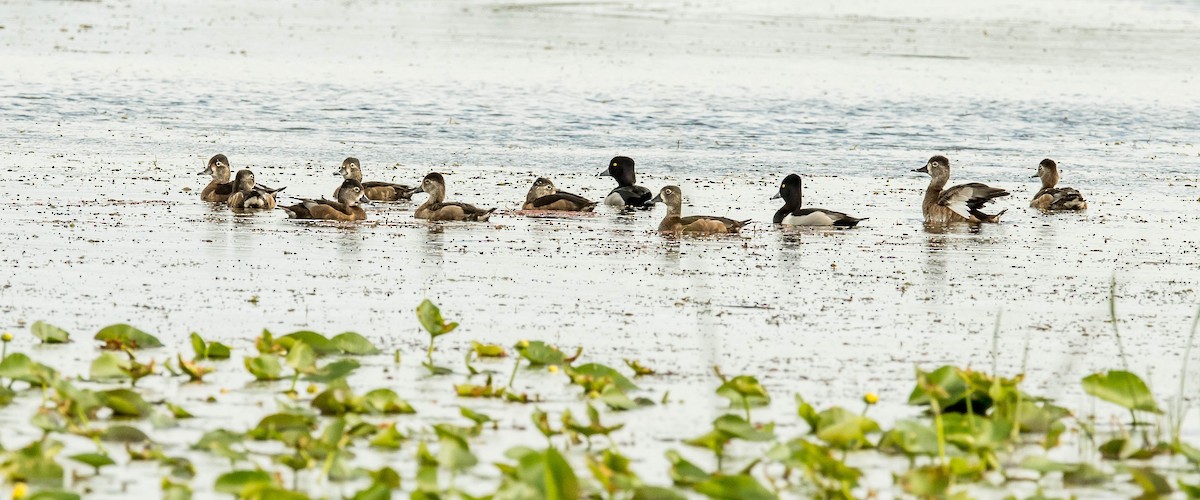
(2, 0, 1200, 497)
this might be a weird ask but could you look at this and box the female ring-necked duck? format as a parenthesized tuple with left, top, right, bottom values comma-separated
(647, 185, 750, 234)
(199, 154, 282, 203)
(281, 179, 369, 221)
(1030, 159, 1087, 211)
(522, 177, 598, 212)
(913, 155, 1009, 223)
(598, 156, 652, 209)
(770, 174, 865, 227)
(227, 170, 283, 210)
(334, 157, 417, 201)
(411, 173, 496, 221)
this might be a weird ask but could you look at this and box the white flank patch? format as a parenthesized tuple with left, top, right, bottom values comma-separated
(783, 211, 835, 226)
(604, 192, 625, 207)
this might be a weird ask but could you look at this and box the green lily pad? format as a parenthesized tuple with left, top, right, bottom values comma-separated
(1082, 370, 1162, 414)
(277, 331, 341, 356)
(31, 321, 70, 344)
(471, 341, 507, 357)
(68, 453, 115, 472)
(332, 332, 381, 355)
(244, 354, 284, 381)
(214, 469, 276, 496)
(693, 474, 776, 500)
(101, 425, 151, 443)
(417, 300, 458, 338)
(302, 359, 360, 383)
(94, 324, 163, 350)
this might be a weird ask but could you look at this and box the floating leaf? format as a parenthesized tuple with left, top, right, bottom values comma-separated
(898, 465, 950, 497)
(716, 375, 770, 409)
(31, 321, 70, 344)
(100, 389, 151, 418)
(417, 300, 458, 338)
(572, 363, 639, 392)
(363, 389, 416, 414)
(878, 420, 939, 457)
(332, 332, 381, 355)
(665, 450, 708, 486)
(303, 359, 360, 383)
(27, 490, 81, 500)
(623, 359, 655, 376)
(94, 324, 163, 350)
(693, 474, 776, 500)
(68, 453, 115, 472)
(244, 354, 284, 381)
(516, 341, 566, 367)
(815, 407, 879, 450)
(471, 341, 507, 358)
(278, 331, 341, 356)
(101, 425, 150, 443)
(285, 342, 317, 374)
(0, 353, 59, 386)
(1082, 370, 1162, 414)
(214, 470, 275, 496)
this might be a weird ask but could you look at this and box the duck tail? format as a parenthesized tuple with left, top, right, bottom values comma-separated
(473, 208, 498, 222)
(582, 202, 599, 212)
(280, 206, 299, 218)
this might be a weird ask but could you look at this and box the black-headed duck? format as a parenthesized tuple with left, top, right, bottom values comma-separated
(281, 179, 369, 221)
(411, 173, 496, 222)
(522, 177, 597, 212)
(771, 174, 865, 227)
(199, 154, 234, 202)
(1030, 159, 1087, 211)
(598, 156, 652, 209)
(333, 157, 417, 201)
(228, 170, 283, 210)
(647, 185, 750, 234)
(914, 155, 1009, 223)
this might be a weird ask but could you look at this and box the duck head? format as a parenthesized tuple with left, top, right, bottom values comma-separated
(598, 156, 637, 186)
(526, 177, 556, 203)
(914, 155, 951, 181)
(1034, 158, 1059, 188)
(233, 169, 256, 191)
(647, 185, 683, 214)
(336, 179, 369, 206)
(337, 157, 362, 181)
(770, 174, 802, 207)
(200, 154, 230, 178)
(411, 173, 447, 203)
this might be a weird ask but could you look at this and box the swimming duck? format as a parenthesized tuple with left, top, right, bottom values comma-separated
(199, 154, 235, 202)
(281, 179, 369, 221)
(770, 174, 865, 227)
(199, 154, 282, 203)
(647, 185, 750, 234)
(914, 155, 1009, 223)
(333, 157, 417, 201)
(598, 156, 652, 209)
(411, 173, 496, 221)
(227, 170, 282, 210)
(1030, 159, 1087, 211)
(522, 177, 598, 212)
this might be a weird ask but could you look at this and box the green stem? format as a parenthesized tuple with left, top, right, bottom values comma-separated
(931, 397, 947, 470)
(742, 397, 751, 422)
(426, 338, 435, 367)
(507, 359, 520, 388)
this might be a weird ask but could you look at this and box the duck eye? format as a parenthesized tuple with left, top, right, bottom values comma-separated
(611, 162, 617, 167)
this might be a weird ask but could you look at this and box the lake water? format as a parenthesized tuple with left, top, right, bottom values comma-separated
(2, 0, 1199, 497)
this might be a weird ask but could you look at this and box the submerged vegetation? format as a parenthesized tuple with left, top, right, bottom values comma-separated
(1, 302, 1199, 499)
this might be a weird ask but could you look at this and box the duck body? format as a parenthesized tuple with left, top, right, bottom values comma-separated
(334, 157, 416, 201)
(227, 170, 281, 210)
(199, 154, 234, 202)
(649, 185, 750, 234)
(412, 173, 496, 222)
(1030, 159, 1087, 211)
(599, 156, 653, 209)
(282, 179, 368, 221)
(523, 178, 597, 212)
(915, 155, 1009, 223)
(771, 174, 864, 227)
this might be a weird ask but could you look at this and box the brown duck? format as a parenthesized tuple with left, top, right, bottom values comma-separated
(281, 179, 369, 221)
(412, 173, 495, 222)
(522, 177, 597, 212)
(1030, 159, 1087, 211)
(334, 157, 417, 201)
(648, 185, 750, 234)
(914, 155, 1009, 223)
(227, 170, 282, 209)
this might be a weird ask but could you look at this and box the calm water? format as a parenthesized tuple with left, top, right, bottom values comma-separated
(2, 0, 1199, 497)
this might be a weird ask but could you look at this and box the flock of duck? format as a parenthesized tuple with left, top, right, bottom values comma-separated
(198, 153, 1088, 233)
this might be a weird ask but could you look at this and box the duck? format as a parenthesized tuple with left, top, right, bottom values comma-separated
(647, 185, 750, 234)
(199, 154, 235, 202)
(333, 157, 417, 201)
(522, 177, 598, 212)
(914, 155, 1009, 223)
(227, 170, 283, 210)
(281, 179, 369, 221)
(199, 154, 283, 203)
(770, 174, 865, 227)
(1030, 159, 1087, 211)
(598, 156, 652, 209)
(411, 173, 496, 221)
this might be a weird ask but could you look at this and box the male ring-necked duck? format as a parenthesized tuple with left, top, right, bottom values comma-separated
(1030, 159, 1087, 211)
(333, 157, 417, 201)
(522, 177, 597, 212)
(227, 170, 283, 210)
(914, 155, 1009, 223)
(411, 173, 496, 221)
(598, 156, 652, 209)
(281, 179, 369, 221)
(770, 174, 865, 227)
(647, 185, 750, 234)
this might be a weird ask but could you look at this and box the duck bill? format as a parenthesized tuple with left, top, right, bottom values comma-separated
(597, 168, 611, 177)
(913, 165, 929, 173)
(1030, 174, 1040, 178)
(359, 195, 371, 204)
(408, 186, 425, 195)
(770, 192, 781, 200)
(646, 193, 663, 206)
(199, 166, 213, 175)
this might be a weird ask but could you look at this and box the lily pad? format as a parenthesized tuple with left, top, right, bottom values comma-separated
(31, 321, 70, 344)
(332, 332, 381, 355)
(1082, 370, 1162, 414)
(94, 324, 163, 350)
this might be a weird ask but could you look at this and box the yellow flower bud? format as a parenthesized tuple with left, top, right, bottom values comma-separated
(863, 392, 879, 405)
(12, 482, 28, 499)
(306, 384, 318, 394)
(1, 332, 12, 342)
(517, 340, 529, 348)
(547, 365, 559, 374)
(587, 390, 600, 399)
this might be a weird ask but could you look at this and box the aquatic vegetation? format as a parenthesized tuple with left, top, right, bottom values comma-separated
(0, 300, 1198, 499)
